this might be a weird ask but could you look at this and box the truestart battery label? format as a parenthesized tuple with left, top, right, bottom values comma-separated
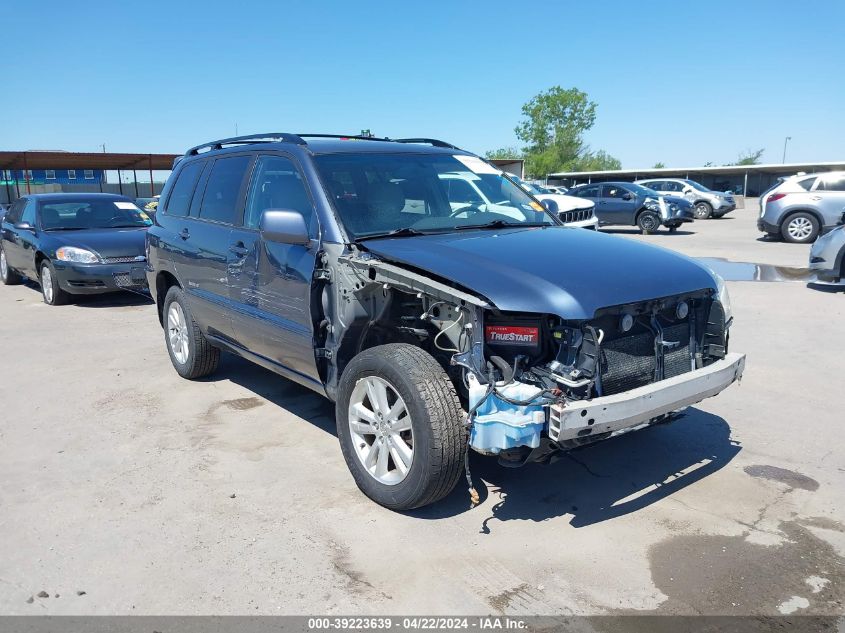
(485, 325, 539, 346)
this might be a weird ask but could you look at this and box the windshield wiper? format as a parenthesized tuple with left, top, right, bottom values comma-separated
(45, 227, 86, 231)
(355, 227, 429, 242)
(453, 220, 549, 231)
(108, 224, 147, 228)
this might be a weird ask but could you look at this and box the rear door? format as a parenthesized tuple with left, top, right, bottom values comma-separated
(179, 153, 253, 342)
(814, 174, 845, 227)
(1, 199, 26, 271)
(227, 153, 321, 383)
(600, 184, 638, 224)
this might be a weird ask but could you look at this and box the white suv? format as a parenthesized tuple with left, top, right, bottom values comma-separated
(440, 173, 598, 229)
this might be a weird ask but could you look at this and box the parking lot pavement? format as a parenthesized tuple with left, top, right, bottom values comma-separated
(1, 201, 844, 617)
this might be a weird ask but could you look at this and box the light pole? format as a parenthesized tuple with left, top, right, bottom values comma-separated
(782, 136, 791, 164)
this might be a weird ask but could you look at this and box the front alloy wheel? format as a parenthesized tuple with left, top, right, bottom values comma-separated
(694, 202, 713, 219)
(348, 376, 414, 485)
(40, 261, 68, 305)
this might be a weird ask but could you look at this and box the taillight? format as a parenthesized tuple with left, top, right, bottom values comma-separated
(767, 192, 787, 203)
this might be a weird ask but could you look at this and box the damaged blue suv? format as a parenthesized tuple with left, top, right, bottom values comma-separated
(146, 133, 745, 510)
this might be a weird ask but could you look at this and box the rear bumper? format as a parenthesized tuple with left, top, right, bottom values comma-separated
(53, 261, 149, 295)
(549, 353, 746, 442)
(757, 218, 779, 234)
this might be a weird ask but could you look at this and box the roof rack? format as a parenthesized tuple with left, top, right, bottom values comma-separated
(296, 133, 390, 142)
(182, 133, 463, 157)
(185, 133, 306, 156)
(392, 138, 461, 150)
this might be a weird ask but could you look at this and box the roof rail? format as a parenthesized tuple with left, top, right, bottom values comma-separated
(185, 133, 306, 156)
(392, 138, 461, 150)
(296, 133, 390, 142)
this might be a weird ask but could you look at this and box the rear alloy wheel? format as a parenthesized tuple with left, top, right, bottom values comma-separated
(40, 261, 69, 305)
(163, 286, 220, 379)
(694, 201, 713, 219)
(637, 211, 661, 234)
(0, 246, 22, 285)
(336, 343, 466, 510)
(781, 212, 819, 244)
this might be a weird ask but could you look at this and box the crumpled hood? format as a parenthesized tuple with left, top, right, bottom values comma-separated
(362, 226, 717, 320)
(44, 227, 147, 259)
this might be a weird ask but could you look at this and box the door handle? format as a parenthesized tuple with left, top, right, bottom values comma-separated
(229, 242, 249, 257)
(810, 196, 822, 201)
(179, 228, 191, 240)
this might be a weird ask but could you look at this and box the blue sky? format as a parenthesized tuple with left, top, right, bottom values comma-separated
(3, 0, 843, 168)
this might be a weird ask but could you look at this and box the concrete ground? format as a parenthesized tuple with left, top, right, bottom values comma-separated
(1, 201, 844, 617)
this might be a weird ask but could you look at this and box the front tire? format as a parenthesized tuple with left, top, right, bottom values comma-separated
(163, 286, 220, 379)
(40, 261, 69, 305)
(694, 201, 713, 219)
(336, 343, 466, 510)
(781, 212, 819, 244)
(0, 246, 22, 285)
(637, 211, 661, 234)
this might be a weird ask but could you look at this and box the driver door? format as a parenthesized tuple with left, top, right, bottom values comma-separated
(599, 184, 638, 224)
(6, 198, 39, 276)
(227, 153, 322, 384)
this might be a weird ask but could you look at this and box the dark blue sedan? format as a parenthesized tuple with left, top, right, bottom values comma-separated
(0, 193, 152, 305)
(568, 182, 695, 233)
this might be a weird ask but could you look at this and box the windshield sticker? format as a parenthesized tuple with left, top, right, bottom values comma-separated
(114, 201, 140, 210)
(139, 212, 151, 222)
(453, 155, 500, 175)
(529, 201, 544, 212)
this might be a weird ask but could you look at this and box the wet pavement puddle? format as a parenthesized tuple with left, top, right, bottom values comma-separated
(695, 257, 841, 284)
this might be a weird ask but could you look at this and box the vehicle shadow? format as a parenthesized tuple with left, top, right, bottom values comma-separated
(16, 278, 154, 308)
(72, 291, 154, 308)
(601, 228, 695, 237)
(411, 408, 740, 530)
(203, 353, 337, 436)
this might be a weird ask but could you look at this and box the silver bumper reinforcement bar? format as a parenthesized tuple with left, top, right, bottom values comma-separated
(549, 353, 746, 442)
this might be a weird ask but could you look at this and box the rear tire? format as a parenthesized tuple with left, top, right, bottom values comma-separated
(781, 212, 819, 244)
(163, 285, 220, 379)
(694, 201, 713, 219)
(336, 343, 466, 510)
(637, 211, 661, 234)
(40, 261, 69, 305)
(0, 246, 22, 285)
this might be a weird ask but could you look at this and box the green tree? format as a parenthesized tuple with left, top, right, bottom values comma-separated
(513, 86, 618, 176)
(734, 148, 765, 165)
(570, 149, 622, 172)
(484, 147, 522, 160)
(652, 162, 666, 169)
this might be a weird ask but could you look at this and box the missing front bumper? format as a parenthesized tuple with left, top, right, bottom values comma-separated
(549, 352, 745, 442)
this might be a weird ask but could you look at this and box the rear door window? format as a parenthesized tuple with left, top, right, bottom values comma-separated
(165, 161, 205, 217)
(198, 155, 252, 224)
(575, 185, 600, 198)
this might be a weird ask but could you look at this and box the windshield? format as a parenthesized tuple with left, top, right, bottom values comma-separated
(314, 153, 556, 239)
(39, 199, 153, 231)
(682, 179, 711, 192)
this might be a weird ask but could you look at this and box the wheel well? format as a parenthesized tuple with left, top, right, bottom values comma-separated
(635, 207, 657, 223)
(154, 270, 180, 325)
(694, 199, 712, 208)
(34, 251, 47, 272)
(779, 208, 823, 230)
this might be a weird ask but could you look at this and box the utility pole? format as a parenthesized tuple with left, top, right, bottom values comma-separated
(100, 143, 106, 153)
(782, 136, 791, 164)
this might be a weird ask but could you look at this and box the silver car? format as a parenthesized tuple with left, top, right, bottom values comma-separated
(809, 224, 845, 282)
(635, 178, 736, 219)
(758, 171, 845, 243)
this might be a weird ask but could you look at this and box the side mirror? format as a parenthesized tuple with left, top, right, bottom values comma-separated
(622, 192, 634, 201)
(541, 199, 559, 214)
(260, 210, 310, 246)
(14, 222, 36, 232)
